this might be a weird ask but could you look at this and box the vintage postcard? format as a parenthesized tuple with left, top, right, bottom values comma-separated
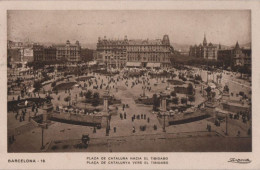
(0, 0, 260, 169)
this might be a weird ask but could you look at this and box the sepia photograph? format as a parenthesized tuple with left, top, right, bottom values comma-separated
(6, 10, 253, 153)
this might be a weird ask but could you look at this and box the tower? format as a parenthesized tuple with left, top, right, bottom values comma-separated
(66, 40, 70, 46)
(235, 41, 240, 49)
(203, 33, 207, 46)
(162, 35, 170, 45)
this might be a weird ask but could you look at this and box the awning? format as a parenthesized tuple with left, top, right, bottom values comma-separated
(126, 62, 141, 67)
(146, 63, 161, 68)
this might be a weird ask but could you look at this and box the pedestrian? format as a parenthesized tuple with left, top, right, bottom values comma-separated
(124, 112, 126, 119)
(154, 125, 157, 130)
(141, 114, 143, 119)
(114, 127, 116, 133)
(208, 124, 211, 132)
(237, 130, 241, 137)
(132, 126, 135, 133)
(144, 114, 146, 120)
(147, 117, 150, 123)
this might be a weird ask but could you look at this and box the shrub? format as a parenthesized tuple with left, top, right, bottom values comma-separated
(170, 91, 176, 97)
(181, 97, 187, 105)
(51, 81, 56, 87)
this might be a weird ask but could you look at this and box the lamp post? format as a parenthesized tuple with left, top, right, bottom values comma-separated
(207, 57, 209, 84)
(225, 114, 228, 135)
(41, 126, 44, 149)
(160, 93, 167, 132)
(40, 123, 47, 150)
(103, 91, 110, 136)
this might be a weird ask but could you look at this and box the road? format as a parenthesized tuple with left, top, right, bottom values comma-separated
(46, 131, 252, 152)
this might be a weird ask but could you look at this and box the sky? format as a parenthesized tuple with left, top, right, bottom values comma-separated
(7, 10, 251, 48)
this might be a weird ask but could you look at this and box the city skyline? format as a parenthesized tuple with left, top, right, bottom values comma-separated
(8, 10, 251, 48)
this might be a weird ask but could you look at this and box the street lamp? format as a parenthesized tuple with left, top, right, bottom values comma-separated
(39, 123, 48, 150)
(103, 91, 110, 136)
(160, 93, 167, 132)
(225, 114, 228, 136)
(207, 57, 209, 84)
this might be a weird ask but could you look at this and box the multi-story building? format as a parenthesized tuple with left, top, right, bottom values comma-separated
(232, 42, 251, 67)
(7, 40, 24, 49)
(217, 48, 233, 68)
(21, 48, 34, 63)
(189, 34, 218, 60)
(217, 41, 251, 68)
(7, 49, 21, 64)
(44, 47, 57, 61)
(96, 35, 173, 69)
(33, 44, 44, 62)
(33, 45, 57, 62)
(55, 40, 81, 62)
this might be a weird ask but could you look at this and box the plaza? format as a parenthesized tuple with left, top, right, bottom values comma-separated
(7, 62, 252, 152)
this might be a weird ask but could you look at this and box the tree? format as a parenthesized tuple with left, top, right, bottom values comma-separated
(224, 85, 229, 93)
(172, 97, 179, 105)
(211, 91, 216, 101)
(33, 81, 42, 92)
(236, 65, 250, 78)
(205, 86, 212, 97)
(152, 94, 160, 111)
(170, 91, 176, 97)
(93, 92, 100, 99)
(188, 95, 195, 105)
(85, 90, 92, 99)
(187, 83, 194, 95)
(92, 92, 100, 106)
(51, 81, 56, 88)
(64, 96, 71, 106)
(181, 97, 187, 105)
(195, 75, 202, 81)
(45, 95, 53, 102)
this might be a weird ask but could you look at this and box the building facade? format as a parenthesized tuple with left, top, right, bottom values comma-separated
(55, 40, 81, 62)
(7, 49, 21, 64)
(21, 48, 34, 62)
(44, 47, 57, 61)
(189, 35, 218, 60)
(33, 44, 44, 62)
(217, 41, 251, 68)
(95, 35, 173, 69)
(232, 42, 251, 67)
(33, 45, 58, 62)
(8, 40, 24, 49)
